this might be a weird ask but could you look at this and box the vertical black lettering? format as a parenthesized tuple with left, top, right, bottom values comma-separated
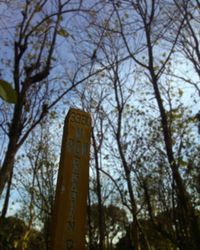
(65, 239, 74, 250)
(66, 138, 74, 153)
(66, 220, 75, 231)
(76, 127, 83, 140)
(82, 143, 88, 157)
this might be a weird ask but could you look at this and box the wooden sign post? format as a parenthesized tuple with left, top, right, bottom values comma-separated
(51, 108, 91, 250)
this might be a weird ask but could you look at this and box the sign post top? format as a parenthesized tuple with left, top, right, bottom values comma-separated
(65, 108, 91, 128)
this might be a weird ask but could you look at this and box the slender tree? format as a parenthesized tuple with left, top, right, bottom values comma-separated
(111, 1, 200, 249)
(0, 0, 105, 200)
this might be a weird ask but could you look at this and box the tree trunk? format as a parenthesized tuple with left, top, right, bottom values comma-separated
(0, 140, 18, 197)
(1, 169, 13, 218)
(87, 190, 93, 250)
(0, 95, 23, 197)
(151, 73, 200, 249)
(92, 129, 105, 250)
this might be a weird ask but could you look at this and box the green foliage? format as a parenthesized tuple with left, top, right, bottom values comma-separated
(57, 27, 70, 38)
(86, 203, 128, 249)
(0, 80, 17, 103)
(0, 216, 45, 250)
(0, 216, 26, 250)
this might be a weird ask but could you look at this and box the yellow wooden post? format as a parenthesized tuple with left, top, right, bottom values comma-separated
(51, 108, 91, 250)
